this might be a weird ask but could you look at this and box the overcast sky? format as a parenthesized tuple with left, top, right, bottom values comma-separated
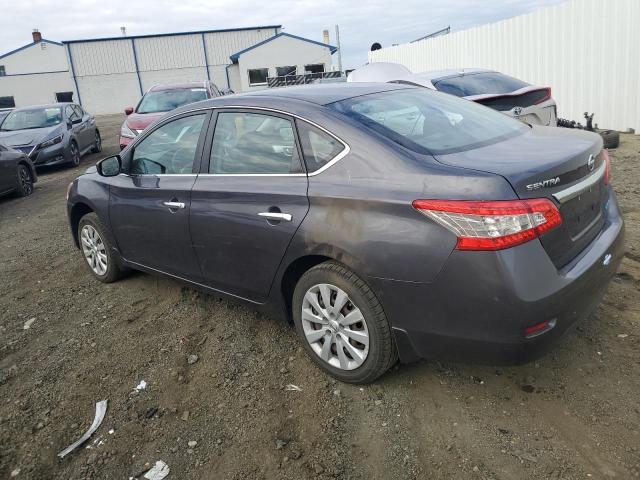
(2, 0, 565, 69)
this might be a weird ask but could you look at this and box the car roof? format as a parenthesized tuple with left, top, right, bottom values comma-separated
(10, 103, 72, 110)
(149, 82, 208, 92)
(414, 68, 496, 82)
(234, 82, 411, 106)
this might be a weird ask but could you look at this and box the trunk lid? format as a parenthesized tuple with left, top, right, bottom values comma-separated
(434, 126, 607, 268)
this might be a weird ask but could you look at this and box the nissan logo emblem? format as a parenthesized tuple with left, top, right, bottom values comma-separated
(587, 154, 595, 172)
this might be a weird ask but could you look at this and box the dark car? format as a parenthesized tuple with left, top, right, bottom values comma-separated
(0, 103, 101, 167)
(119, 81, 221, 150)
(66, 83, 624, 383)
(0, 143, 37, 197)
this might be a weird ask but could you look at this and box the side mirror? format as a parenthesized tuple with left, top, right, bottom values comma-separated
(96, 155, 122, 177)
(72, 118, 82, 125)
(124, 107, 134, 115)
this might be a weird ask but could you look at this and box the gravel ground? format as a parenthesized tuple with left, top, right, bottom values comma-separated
(1, 115, 639, 480)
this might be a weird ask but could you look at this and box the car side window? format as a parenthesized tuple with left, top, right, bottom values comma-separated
(131, 114, 206, 175)
(296, 120, 345, 172)
(73, 105, 85, 118)
(209, 112, 300, 174)
(65, 105, 80, 122)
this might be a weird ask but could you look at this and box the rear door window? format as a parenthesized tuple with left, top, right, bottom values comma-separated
(295, 121, 345, 173)
(208, 111, 301, 174)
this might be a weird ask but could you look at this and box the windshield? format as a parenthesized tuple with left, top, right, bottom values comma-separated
(0, 107, 62, 131)
(330, 88, 527, 155)
(433, 72, 529, 97)
(137, 88, 208, 114)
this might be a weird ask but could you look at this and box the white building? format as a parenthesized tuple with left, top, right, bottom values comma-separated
(227, 33, 337, 91)
(0, 26, 338, 115)
(368, 0, 640, 133)
(0, 30, 76, 108)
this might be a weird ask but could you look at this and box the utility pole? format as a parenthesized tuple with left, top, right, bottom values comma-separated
(335, 25, 343, 74)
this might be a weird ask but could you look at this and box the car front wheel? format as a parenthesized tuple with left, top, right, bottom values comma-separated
(292, 261, 397, 383)
(16, 164, 34, 197)
(78, 213, 125, 283)
(68, 141, 81, 166)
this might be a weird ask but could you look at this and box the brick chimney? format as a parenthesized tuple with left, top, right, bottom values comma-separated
(32, 29, 42, 43)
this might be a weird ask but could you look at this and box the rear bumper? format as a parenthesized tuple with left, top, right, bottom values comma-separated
(372, 190, 625, 364)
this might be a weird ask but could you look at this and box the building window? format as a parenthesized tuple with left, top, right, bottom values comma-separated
(0, 65, 5, 76)
(305, 64, 325, 74)
(0, 96, 16, 108)
(41, 42, 47, 50)
(55, 92, 74, 102)
(276, 66, 297, 77)
(248, 68, 269, 86)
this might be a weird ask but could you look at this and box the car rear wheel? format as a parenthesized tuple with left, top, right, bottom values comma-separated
(78, 213, 125, 283)
(69, 141, 81, 166)
(16, 164, 34, 197)
(91, 131, 102, 153)
(292, 261, 397, 383)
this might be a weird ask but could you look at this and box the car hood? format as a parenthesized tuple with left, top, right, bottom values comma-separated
(125, 112, 167, 132)
(0, 126, 60, 147)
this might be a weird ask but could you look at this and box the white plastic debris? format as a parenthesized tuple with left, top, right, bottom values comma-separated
(285, 384, 302, 392)
(58, 400, 108, 458)
(144, 460, 170, 480)
(135, 380, 147, 391)
(617, 334, 629, 338)
(23, 318, 35, 330)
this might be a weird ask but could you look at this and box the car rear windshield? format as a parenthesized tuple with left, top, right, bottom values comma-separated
(137, 88, 208, 114)
(0, 107, 62, 131)
(433, 72, 530, 97)
(330, 89, 527, 155)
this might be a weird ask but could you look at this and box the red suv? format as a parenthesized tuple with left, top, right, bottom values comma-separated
(119, 81, 221, 149)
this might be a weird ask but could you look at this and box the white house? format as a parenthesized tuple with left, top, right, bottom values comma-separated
(0, 30, 76, 108)
(227, 33, 337, 91)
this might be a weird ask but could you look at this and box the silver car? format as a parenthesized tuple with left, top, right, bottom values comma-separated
(348, 62, 557, 126)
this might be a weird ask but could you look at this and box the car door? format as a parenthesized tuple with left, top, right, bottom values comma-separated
(109, 111, 210, 279)
(65, 105, 86, 149)
(73, 105, 95, 150)
(0, 146, 16, 193)
(189, 109, 309, 302)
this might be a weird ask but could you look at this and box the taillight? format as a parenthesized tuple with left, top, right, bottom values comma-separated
(412, 198, 562, 251)
(603, 149, 611, 185)
(534, 87, 552, 104)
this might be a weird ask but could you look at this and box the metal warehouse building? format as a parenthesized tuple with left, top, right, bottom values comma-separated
(368, 0, 640, 133)
(1, 25, 338, 115)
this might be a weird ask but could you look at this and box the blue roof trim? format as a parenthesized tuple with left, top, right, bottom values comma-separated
(0, 69, 68, 77)
(229, 33, 337, 63)
(62, 25, 282, 44)
(0, 39, 63, 60)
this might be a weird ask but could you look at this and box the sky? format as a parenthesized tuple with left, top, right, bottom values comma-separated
(0, 0, 566, 69)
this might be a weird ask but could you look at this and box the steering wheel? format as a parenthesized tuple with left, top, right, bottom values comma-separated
(168, 147, 193, 174)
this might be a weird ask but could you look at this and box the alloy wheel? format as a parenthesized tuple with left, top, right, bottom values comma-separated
(94, 133, 101, 152)
(301, 283, 369, 370)
(71, 143, 80, 166)
(80, 224, 107, 275)
(18, 165, 33, 196)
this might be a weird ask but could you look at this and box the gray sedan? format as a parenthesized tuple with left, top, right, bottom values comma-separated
(66, 83, 623, 383)
(0, 103, 101, 167)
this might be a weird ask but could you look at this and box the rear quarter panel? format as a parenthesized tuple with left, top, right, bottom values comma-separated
(280, 112, 519, 284)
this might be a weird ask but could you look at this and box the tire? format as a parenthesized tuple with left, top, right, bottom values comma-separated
(598, 129, 620, 149)
(292, 261, 397, 383)
(91, 131, 102, 153)
(68, 141, 81, 167)
(15, 163, 34, 197)
(77, 213, 125, 283)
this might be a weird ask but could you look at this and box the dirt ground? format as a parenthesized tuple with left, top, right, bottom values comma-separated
(1, 115, 639, 480)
